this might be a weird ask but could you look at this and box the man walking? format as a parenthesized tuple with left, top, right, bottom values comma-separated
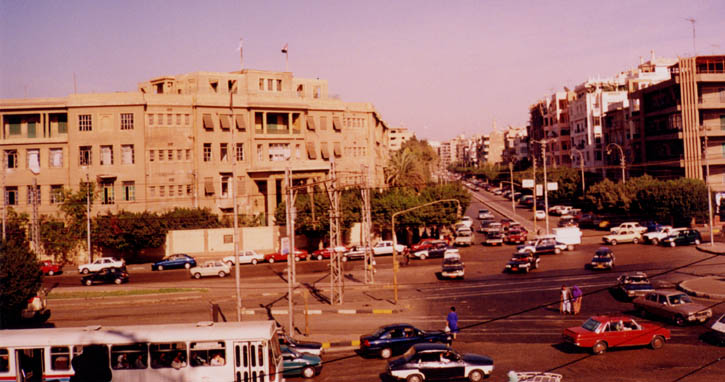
(560, 285, 571, 314)
(446, 306, 459, 340)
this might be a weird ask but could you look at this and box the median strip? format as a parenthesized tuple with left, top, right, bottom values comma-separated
(47, 288, 207, 300)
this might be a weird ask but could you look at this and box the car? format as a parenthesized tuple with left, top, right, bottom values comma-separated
(602, 230, 642, 245)
(151, 253, 196, 271)
(280, 345, 322, 378)
(373, 241, 407, 256)
(81, 267, 129, 286)
(477, 209, 494, 220)
(562, 315, 671, 355)
(189, 260, 230, 279)
(493, 188, 504, 195)
(310, 246, 348, 261)
(343, 245, 370, 261)
(222, 249, 266, 266)
(705, 313, 725, 346)
(557, 217, 578, 228)
(616, 272, 655, 298)
(642, 226, 679, 245)
(453, 228, 473, 246)
(412, 241, 448, 260)
(483, 230, 503, 246)
(504, 227, 528, 244)
(633, 290, 713, 326)
(385, 343, 494, 382)
(534, 210, 546, 220)
(481, 222, 502, 234)
(610, 222, 648, 235)
(505, 252, 540, 273)
(78, 257, 125, 274)
(574, 212, 600, 228)
(661, 229, 702, 247)
(516, 236, 567, 255)
(359, 324, 453, 359)
(410, 238, 442, 253)
(265, 249, 308, 263)
(507, 372, 562, 382)
(21, 289, 51, 323)
(40, 260, 63, 276)
(548, 205, 567, 215)
(441, 256, 465, 280)
(278, 332, 324, 356)
(586, 247, 615, 270)
(457, 216, 474, 229)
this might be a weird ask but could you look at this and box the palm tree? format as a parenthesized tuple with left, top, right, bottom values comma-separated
(385, 148, 425, 188)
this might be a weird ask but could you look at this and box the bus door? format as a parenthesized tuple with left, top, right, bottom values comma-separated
(14, 349, 43, 382)
(233, 341, 267, 382)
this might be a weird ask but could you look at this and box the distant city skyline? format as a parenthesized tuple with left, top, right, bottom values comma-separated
(1, 0, 724, 142)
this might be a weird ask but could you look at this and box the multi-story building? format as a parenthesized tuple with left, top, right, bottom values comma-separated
(529, 91, 574, 168)
(630, 55, 725, 192)
(475, 130, 504, 165)
(502, 125, 527, 165)
(388, 126, 414, 151)
(1, 69, 390, 225)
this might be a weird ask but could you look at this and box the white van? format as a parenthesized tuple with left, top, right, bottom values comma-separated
(552, 226, 582, 250)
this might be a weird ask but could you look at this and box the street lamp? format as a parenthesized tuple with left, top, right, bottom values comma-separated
(531, 139, 551, 234)
(605, 143, 626, 184)
(570, 148, 585, 194)
(700, 126, 714, 246)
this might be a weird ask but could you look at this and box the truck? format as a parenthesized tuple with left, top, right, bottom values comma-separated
(552, 226, 582, 250)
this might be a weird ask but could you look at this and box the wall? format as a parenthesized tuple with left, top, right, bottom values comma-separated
(165, 226, 278, 258)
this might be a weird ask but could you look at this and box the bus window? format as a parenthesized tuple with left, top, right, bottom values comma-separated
(258, 344, 264, 367)
(50, 346, 70, 370)
(268, 346, 277, 382)
(190, 341, 226, 367)
(111, 343, 148, 370)
(0, 348, 8, 372)
(150, 343, 186, 369)
(250, 344, 256, 367)
(242, 345, 248, 367)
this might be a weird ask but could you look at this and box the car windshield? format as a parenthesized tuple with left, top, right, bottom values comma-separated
(401, 346, 417, 361)
(668, 294, 692, 305)
(443, 258, 461, 266)
(582, 318, 601, 332)
(371, 327, 388, 337)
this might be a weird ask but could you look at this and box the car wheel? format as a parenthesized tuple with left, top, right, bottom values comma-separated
(302, 366, 315, 378)
(406, 374, 424, 382)
(251, 259, 258, 265)
(226, 261, 234, 268)
(218, 271, 226, 278)
(674, 315, 686, 326)
(48, 270, 55, 276)
(695, 239, 701, 245)
(193, 273, 201, 279)
(84, 279, 93, 286)
(592, 341, 608, 355)
(342, 256, 348, 262)
(524, 267, 529, 273)
(670, 241, 676, 247)
(185, 263, 191, 269)
(114, 278, 122, 284)
(81, 268, 90, 274)
(468, 370, 485, 382)
(652, 238, 660, 245)
(420, 253, 427, 260)
(380, 348, 392, 359)
(632, 238, 639, 244)
(650, 335, 665, 350)
(554, 248, 561, 254)
(610, 239, 617, 246)
(317, 255, 323, 261)
(268, 258, 275, 264)
(295, 256, 300, 262)
(158, 265, 164, 271)
(567, 244, 575, 251)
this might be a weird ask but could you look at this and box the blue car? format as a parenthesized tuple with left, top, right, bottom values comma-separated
(151, 253, 197, 271)
(359, 324, 452, 359)
(281, 345, 322, 378)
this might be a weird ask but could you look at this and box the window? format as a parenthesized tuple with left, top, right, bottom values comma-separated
(4, 150, 17, 168)
(176, 114, 181, 125)
(203, 143, 212, 162)
(266, 113, 289, 134)
(720, 88, 725, 103)
(79, 114, 92, 131)
(157, 114, 163, 125)
(177, 149, 182, 161)
(100, 145, 113, 165)
(295, 144, 301, 159)
(269, 143, 290, 161)
(51, 113, 67, 134)
(167, 150, 173, 161)
(167, 114, 173, 125)
(320, 116, 327, 130)
(27, 184, 40, 205)
(49, 148, 63, 168)
(721, 115, 725, 131)
(27, 120, 36, 138)
(255, 112, 263, 133)
(158, 150, 163, 161)
(121, 113, 134, 130)
(259, 78, 264, 90)
(51, 346, 71, 371)
(185, 149, 191, 160)
(185, 114, 190, 125)
(276, 79, 282, 91)
(111, 343, 148, 370)
(79, 146, 92, 166)
(169, 184, 175, 197)
(220, 143, 228, 162)
(149, 186, 155, 197)
(220, 114, 231, 130)
(235, 143, 244, 161)
(26, 149, 40, 171)
(148, 114, 154, 126)
(178, 185, 183, 196)
(123, 181, 135, 201)
(267, 79, 273, 90)
(160, 185, 166, 197)
(5, 187, 18, 205)
(121, 145, 134, 164)
(149, 149, 155, 162)
(210, 80, 218, 93)
(187, 184, 192, 195)
(221, 174, 231, 198)
(257, 144, 264, 161)
(50, 185, 64, 203)
(203, 114, 214, 130)
(102, 182, 114, 204)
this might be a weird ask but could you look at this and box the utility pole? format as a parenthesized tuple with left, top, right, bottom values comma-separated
(685, 18, 696, 56)
(231, 88, 242, 321)
(285, 168, 296, 332)
(702, 127, 714, 246)
(327, 159, 343, 304)
(509, 162, 515, 215)
(361, 165, 374, 284)
(86, 173, 92, 262)
(541, 143, 550, 235)
(31, 178, 41, 256)
(570, 148, 585, 195)
(2, 154, 6, 242)
(606, 143, 626, 184)
(532, 157, 537, 235)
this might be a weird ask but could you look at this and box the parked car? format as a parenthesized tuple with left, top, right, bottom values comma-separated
(519, 195, 533, 206)
(278, 332, 324, 356)
(222, 249, 266, 266)
(359, 324, 453, 359)
(310, 246, 348, 261)
(477, 209, 494, 220)
(661, 229, 702, 247)
(40, 260, 63, 276)
(385, 343, 494, 382)
(372, 240, 407, 256)
(575, 212, 599, 228)
(151, 253, 196, 271)
(602, 230, 642, 245)
(616, 272, 655, 299)
(586, 247, 615, 270)
(78, 257, 125, 274)
(548, 205, 571, 216)
(441, 256, 465, 280)
(265, 249, 309, 263)
(643, 226, 679, 245)
(517, 236, 567, 255)
(610, 222, 648, 235)
(81, 267, 129, 286)
(189, 260, 230, 279)
(412, 241, 448, 260)
(562, 315, 671, 355)
(280, 345, 322, 378)
(343, 245, 369, 261)
(504, 227, 528, 244)
(505, 252, 540, 273)
(633, 290, 713, 326)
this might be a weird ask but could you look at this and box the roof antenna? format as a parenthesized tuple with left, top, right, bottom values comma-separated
(684, 18, 696, 56)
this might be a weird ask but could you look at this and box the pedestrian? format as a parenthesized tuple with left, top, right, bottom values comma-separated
(446, 306, 459, 340)
(571, 285, 582, 314)
(560, 285, 571, 314)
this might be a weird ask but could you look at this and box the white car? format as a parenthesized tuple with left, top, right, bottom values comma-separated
(190, 261, 231, 279)
(610, 222, 648, 235)
(477, 209, 495, 220)
(643, 226, 682, 245)
(223, 250, 266, 266)
(602, 230, 642, 245)
(78, 257, 125, 274)
(372, 241, 407, 255)
(534, 210, 546, 220)
(458, 216, 474, 229)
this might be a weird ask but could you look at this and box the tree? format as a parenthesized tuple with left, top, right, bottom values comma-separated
(385, 148, 426, 188)
(40, 215, 76, 264)
(0, 209, 42, 328)
(93, 211, 167, 262)
(59, 183, 95, 247)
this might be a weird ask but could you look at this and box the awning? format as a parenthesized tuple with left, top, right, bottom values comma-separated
(333, 142, 342, 157)
(320, 142, 330, 160)
(306, 142, 317, 159)
(219, 114, 231, 130)
(204, 177, 215, 195)
(202, 114, 214, 130)
(306, 117, 316, 131)
(96, 174, 117, 181)
(235, 114, 246, 131)
(332, 117, 342, 131)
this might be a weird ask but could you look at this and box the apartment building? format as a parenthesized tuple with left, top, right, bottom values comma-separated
(388, 126, 414, 151)
(630, 55, 725, 191)
(475, 131, 504, 165)
(1, 69, 390, 225)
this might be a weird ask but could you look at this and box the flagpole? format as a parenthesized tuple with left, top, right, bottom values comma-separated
(238, 38, 244, 71)
(282, 43, 289, 72)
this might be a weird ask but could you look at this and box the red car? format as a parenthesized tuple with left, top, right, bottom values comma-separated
(410, 238, 444, 252)
(40, 260, 63, 276)
(265, 249, 308, 263)
(504, 228, 528, 244)
(562, 315, 671, 355)
(311, 246, 348, 261)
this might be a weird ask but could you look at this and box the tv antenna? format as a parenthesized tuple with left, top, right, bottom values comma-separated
(685, 17, 696, 56)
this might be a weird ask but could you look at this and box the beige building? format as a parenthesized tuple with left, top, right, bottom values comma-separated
(1, 69, 390, 225)
(388, 126, 414, 151)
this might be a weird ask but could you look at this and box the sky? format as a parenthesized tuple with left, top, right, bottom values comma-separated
(1, 0, 724, 142)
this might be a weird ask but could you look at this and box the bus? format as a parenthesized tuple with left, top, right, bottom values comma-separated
(0, 320, 283, 382)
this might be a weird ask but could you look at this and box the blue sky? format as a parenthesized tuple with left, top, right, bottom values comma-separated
(1, 0, 724, 141)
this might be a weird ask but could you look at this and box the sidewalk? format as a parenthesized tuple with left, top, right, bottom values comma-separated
(673, 244, 725, 300)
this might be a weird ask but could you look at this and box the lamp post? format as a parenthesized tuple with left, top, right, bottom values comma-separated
(570, 148, 585, 195)
(606, 143, 626, 184)
(531, 139, 551, 234)
(700, 126, 714, 246)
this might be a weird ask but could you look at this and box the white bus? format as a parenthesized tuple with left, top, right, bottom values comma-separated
(0, 320, 283, 382)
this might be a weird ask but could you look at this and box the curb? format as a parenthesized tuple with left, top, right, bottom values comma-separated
(246, 308, 400, 315)
(321, 339, 360, 350)
(677, 277, 725, 300)
(695, 244, 725, 256)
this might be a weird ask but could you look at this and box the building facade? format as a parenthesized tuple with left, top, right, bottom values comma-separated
(388, 126, 414, 151)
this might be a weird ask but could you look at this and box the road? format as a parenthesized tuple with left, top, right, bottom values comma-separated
(42, 188, 725, 381)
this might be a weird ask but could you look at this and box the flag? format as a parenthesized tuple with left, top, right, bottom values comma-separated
(281, 43, 288, 54)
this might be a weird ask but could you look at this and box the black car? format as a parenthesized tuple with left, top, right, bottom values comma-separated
(586, 247, 615, 270)
(661, 229, 702, 247)
(412, 241, 448, 260)
(278, 333, 323, 356)
(385, 343, 494, 382)
(81, 267, 128, 286)
(359, 324, 452, 359)
(504, 252, 540, 273)
(616, 272, 654, 299)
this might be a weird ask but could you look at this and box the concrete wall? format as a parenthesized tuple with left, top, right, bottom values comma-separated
(166, 226, 278, 258)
